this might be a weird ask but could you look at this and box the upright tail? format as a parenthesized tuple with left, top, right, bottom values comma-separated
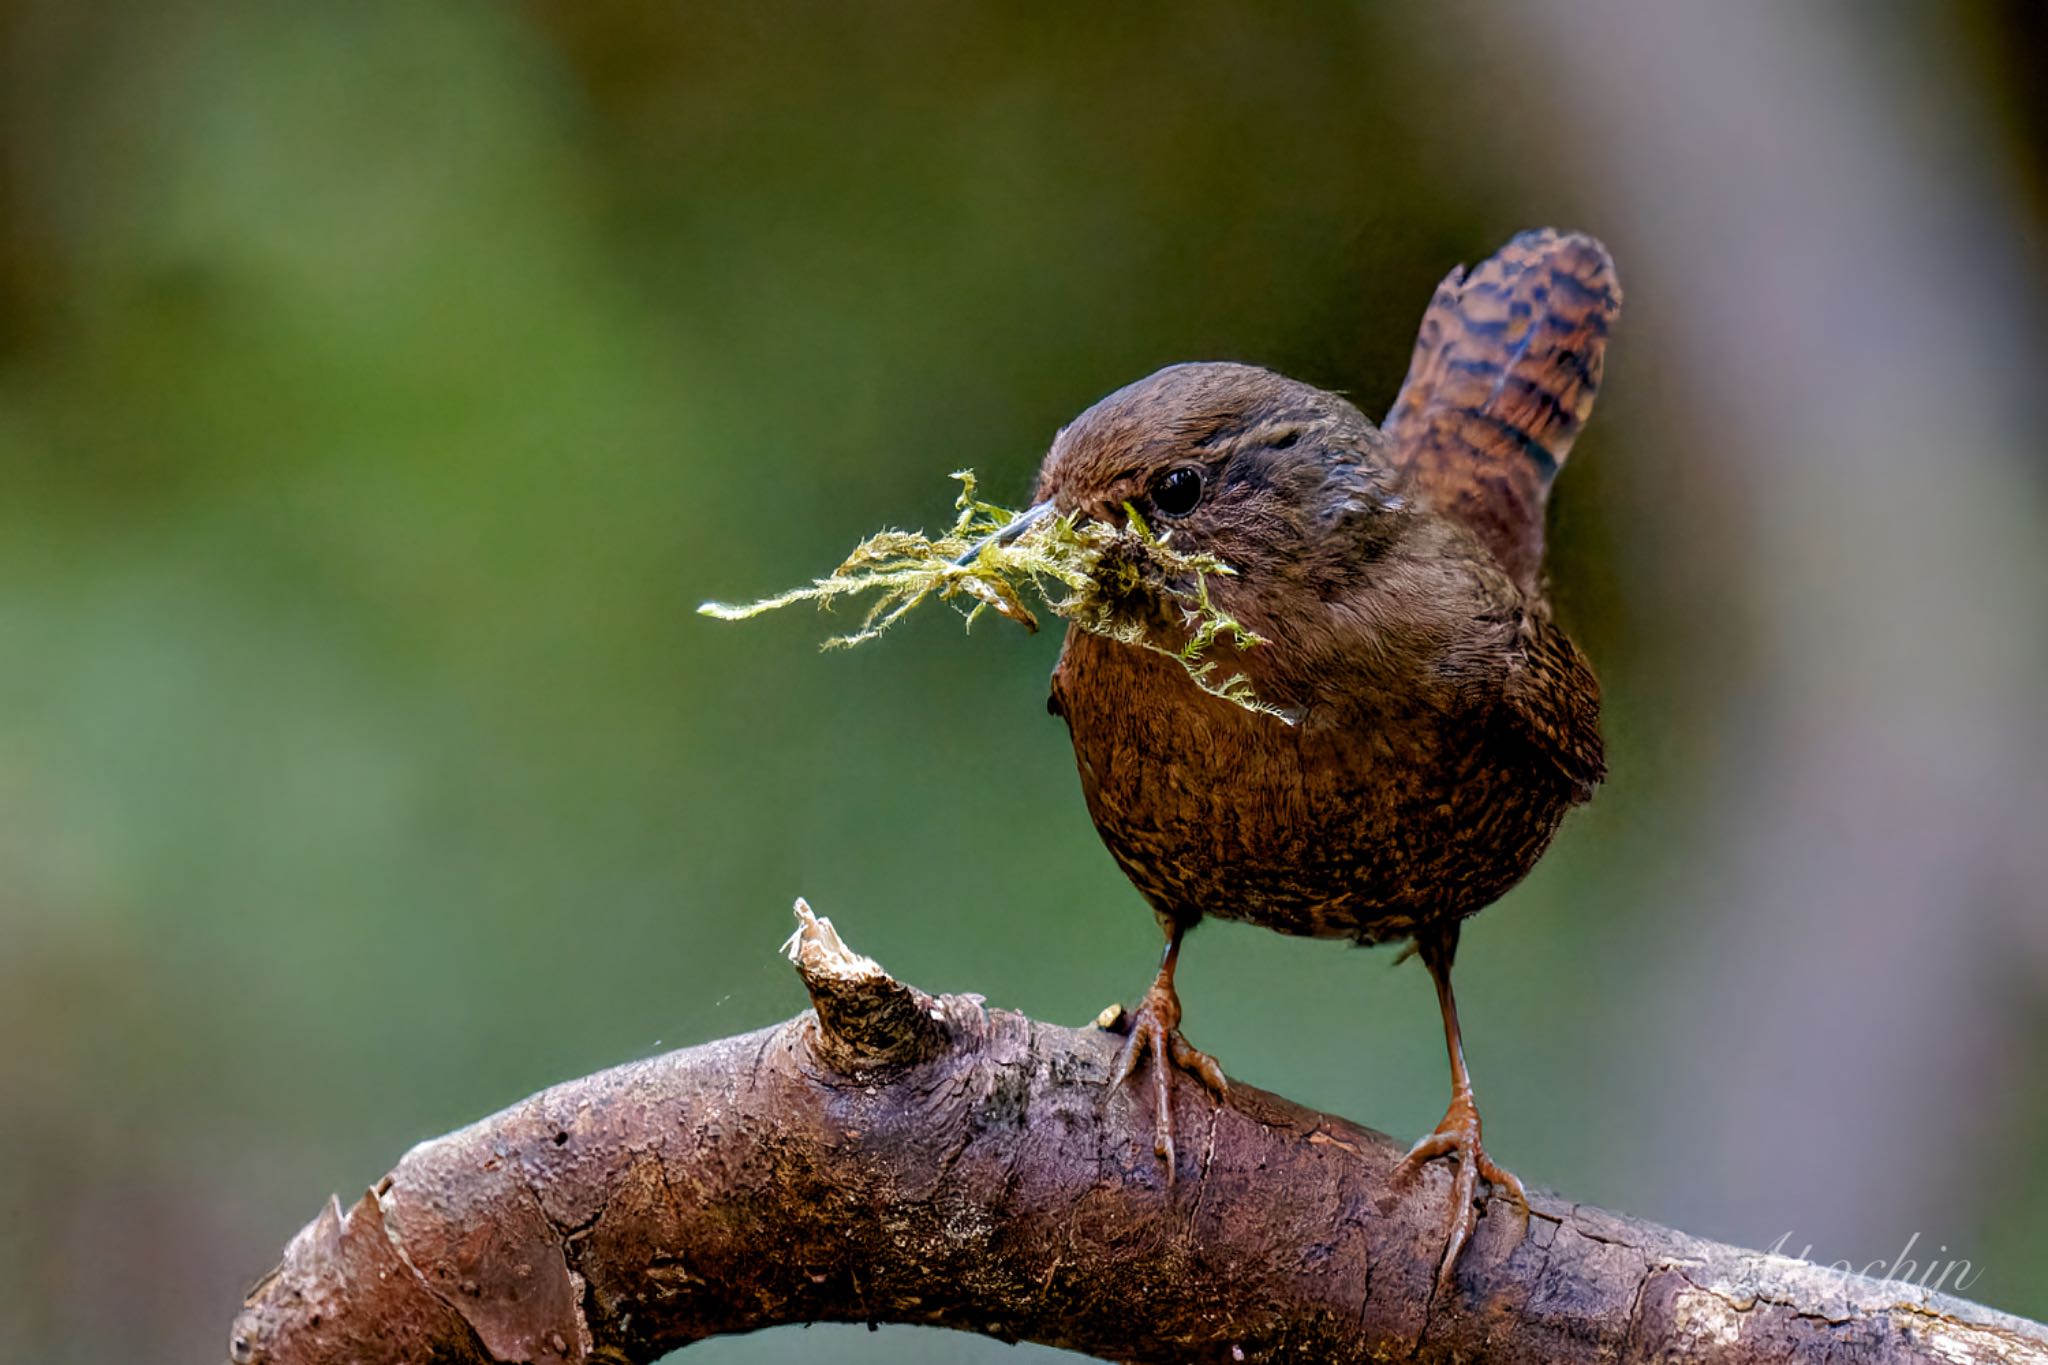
(1383, 230, 1621, 590)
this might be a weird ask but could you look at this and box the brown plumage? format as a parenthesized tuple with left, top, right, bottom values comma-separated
(1031, 230, 1620, 1292)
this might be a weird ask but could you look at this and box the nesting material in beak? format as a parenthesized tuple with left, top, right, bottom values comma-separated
(699, 471, 1291, 721)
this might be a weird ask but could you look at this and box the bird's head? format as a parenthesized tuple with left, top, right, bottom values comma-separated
(1022, 362, 1412, 603)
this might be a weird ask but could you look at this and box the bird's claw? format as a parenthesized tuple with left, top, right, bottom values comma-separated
(1394, 1092, 1528, 1296)
(1107, 982, 1228, 1176)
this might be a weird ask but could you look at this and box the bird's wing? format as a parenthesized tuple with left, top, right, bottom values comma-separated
(1383, 230, 1621, 591)
(1501, 610, 1606, 799)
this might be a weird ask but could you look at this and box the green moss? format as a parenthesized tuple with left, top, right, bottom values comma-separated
(699, 471, 1291, 720)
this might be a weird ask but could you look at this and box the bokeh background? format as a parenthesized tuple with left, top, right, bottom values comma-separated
(3, 3, 2045, 1361)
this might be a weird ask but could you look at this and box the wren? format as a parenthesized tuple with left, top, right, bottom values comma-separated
(1014, 230, 1619, 1289)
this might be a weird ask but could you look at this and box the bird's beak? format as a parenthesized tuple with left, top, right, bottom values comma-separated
(954, 500, 1055, 566)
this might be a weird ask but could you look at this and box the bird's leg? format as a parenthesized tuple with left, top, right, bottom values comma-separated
(1395, 925, 1529, 1294)
(1108, 919, 1228, 1175)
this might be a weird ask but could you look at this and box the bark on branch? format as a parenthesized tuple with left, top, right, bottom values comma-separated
(231, 902, 2048, 1365)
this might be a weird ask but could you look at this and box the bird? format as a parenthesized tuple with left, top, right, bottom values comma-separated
(1016, 229, 1619, 1289)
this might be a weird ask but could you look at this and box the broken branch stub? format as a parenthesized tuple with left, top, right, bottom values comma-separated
(782, 897, 951, 1071)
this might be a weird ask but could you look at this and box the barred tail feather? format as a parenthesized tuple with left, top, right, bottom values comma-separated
(1384, 229, 1621, 589)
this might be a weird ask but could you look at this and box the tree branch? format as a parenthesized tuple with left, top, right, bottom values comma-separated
(230, 902, 2048, 1365)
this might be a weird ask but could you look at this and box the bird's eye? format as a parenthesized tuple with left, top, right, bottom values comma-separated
(1150, 466, 1204, 518)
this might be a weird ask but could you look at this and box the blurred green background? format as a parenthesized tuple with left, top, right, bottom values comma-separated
(3, 3, 2045, 1361)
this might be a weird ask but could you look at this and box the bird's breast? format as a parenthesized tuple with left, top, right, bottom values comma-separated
(1051, 628, 1574, 942)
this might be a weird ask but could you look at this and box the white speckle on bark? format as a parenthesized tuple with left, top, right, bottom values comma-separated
(1670, 1286, 1744, 1348)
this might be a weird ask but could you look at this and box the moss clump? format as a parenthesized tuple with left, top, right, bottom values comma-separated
(699, 471, 1290, 720)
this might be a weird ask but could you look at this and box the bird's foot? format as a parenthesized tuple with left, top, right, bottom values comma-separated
(1106, 981, 1228, 1176)
(1395, 1091, 1528, 1295)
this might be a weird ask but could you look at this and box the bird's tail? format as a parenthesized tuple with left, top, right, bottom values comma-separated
(1383, 229, 1621, 588)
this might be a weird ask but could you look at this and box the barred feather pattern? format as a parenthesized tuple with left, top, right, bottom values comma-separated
(1384, 230, 1621, 590)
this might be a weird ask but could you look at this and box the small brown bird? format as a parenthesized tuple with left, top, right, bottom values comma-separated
(1018, 230, 1619, 1287)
